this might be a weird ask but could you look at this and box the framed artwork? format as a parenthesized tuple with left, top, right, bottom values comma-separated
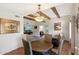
(34, 26, 37, 29)
(24, 23, 33, 34)
(0, 18, 20, 34)
(54, 22, 61, 31)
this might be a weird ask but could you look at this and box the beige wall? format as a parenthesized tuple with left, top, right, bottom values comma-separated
(0, 6, 24, 54)
(48, 15, 71, 40)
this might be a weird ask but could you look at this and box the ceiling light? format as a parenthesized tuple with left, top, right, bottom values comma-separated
(35, 4, 44, 22)
(35, 15, 44, 22)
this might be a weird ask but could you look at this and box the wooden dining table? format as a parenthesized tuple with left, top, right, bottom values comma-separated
(31, 39, 53, 52)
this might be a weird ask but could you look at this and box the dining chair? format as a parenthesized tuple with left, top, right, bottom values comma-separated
(52, 38, 60, 48)
(22, 39, 31, 55)
(49, 38, 64, 55)
(22, 39, 44, 55)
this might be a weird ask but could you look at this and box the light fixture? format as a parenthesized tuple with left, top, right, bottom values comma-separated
(35, 4, 44, 22)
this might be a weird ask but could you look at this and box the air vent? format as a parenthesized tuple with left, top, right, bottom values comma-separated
(15, 15, 20, 18)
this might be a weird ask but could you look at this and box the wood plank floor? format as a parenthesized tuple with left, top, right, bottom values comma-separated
(4, 40, 71, 55)
(61, 41, 71, 55)
(4, 47, 25, 55)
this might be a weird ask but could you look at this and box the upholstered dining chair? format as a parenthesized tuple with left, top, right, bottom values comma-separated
(49, 38, 64, 55)
(22, 39, 44, 55)
(22, 39, 31, 55)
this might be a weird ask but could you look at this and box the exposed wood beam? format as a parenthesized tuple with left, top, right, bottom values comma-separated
(37, 11, 51, 20)
(51, 7, 60, 18)
(28, 14, 37, 18)
(23, 16, 35, 21)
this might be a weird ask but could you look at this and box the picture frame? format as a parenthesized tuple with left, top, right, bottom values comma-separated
(54, 22, 61, 31)
(0, 18, 20, 34)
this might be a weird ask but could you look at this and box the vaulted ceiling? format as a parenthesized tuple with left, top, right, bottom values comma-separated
(0, 3, 74, 21)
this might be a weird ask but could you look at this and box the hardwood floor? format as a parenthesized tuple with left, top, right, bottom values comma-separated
(4, 40, 71, 55)
(4, 47, 25, 55)
(61, 40, 71, 55)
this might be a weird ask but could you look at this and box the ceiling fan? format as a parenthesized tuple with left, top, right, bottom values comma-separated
(23, 5, 60, 22)
(23, 4, 51, 22)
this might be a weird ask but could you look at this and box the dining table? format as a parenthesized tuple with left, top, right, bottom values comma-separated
(31, 39, 53, 53)
(26, 35, 53, 55)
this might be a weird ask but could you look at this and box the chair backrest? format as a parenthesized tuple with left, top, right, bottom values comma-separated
(58, 38, 64, 55)
(52, 38, 60, 48)
(22, 39, 31, 55)
(44, 34, 52, 43)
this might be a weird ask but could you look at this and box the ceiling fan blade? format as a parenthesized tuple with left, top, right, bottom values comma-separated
(23, 16, 35, 21)
(51, 7, 60, 18)
(37, 11, 51, 20)
(28, 14, 37, 18)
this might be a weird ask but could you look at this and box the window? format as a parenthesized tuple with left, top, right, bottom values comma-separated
(39, 25, 43, 31)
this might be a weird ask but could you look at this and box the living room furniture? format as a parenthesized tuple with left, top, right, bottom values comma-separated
(49, 35, 64, 55)
(22, 39, 31, 55)
(22, 34, 53, 55)
(52, 38, 60, 48)
(22, 39, 44, 55)
(31, 39, 53, 52)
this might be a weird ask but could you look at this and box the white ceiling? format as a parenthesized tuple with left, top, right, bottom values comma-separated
(0, 3, 63, 15)
(0, 3, 74, 19)
(42, 3, 74, 18)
